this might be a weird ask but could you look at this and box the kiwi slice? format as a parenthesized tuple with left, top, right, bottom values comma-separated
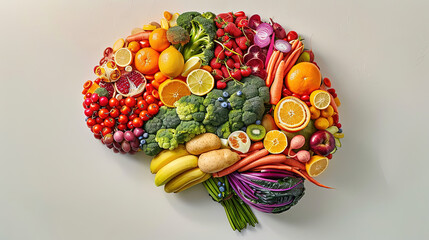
(246, 124, 266, 141)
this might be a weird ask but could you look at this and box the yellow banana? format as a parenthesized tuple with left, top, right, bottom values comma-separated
(174, 173, 211, 193)
(150, 145, 189, 174)
(164, 168, 206, 193)
(154, 155, 198, 186)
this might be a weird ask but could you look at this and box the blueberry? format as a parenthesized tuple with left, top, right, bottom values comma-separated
(223, 91, 229, 98)
(241, 127, 247, 131)
(140, 139, 146, 145)
(255, 120, 261, 125)
(219, 186, 225, 192)
(227, 102, 231, 109)
(143, 133, 149, 139)
(236, 91, 242, 96)
(138, 136, 144, 140)
(218, 97, 224, 102)
(338, 128, 343, 133)
(217, 193, 222, 198)
(217, 181, 222, 186)
(221, 102, 228, 108)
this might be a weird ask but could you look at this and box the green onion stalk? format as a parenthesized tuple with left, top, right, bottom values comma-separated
(203, 177, 258, 231)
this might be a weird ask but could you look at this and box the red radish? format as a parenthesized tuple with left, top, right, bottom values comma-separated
(294, 150, 311, 163)
(289, 135, 306, 151)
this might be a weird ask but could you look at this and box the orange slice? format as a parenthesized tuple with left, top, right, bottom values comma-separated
(306, 155, 329, 177)
(159, 80, 191, 107)
(263, 130, 288, 154)
(274, 96, 310, 132)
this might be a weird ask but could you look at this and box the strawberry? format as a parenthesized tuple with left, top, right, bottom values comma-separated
(235, 16, 247, 26)
(235, 36, 249, 50)
(234, 62, 241, 69)
(225, 49, 233, 57)
(224, 22, 242, 37)
(212, 69, 223, 80)
(226, 58, 235, 69)
(234, 47, 243, 56)
(216, 80, 227, 89)
(240, 66, 251, 77)
(231, 54, 242, 64)
(230, 68, 242, 81)
(215, 13, 234, 28)
(214, 44, 225, 60)
(210, 58, 222, 69)
(221, 65, 230, 79)
(224, 39, 233, 49)
(216, 28, 225, 38)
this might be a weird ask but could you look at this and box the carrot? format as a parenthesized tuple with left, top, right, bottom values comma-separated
(270, 60, 286, 105)
(248, 142, 264, 152)
(126, 31, 151, 42)
(201, 65, 213, 72)
(265, 50, 280, 86)
(283, 46, 303, 76)
(238, 154, 287, 172)
(214, 149, 269, 177)
(282, 157, 306, 171)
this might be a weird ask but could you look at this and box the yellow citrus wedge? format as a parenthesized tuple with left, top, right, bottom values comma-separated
(186, 69, 214, 96)
(263, 130, 288, 154)
(181, 57, 202, 77)
(310, 90, 331, 110)
(159, 80, 191, 107)
(274, 96, 310, 132)
(114, 48, 132, 67)
(306, 155, 329, 177)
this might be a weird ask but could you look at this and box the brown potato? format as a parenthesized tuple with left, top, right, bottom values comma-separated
(198, 149, 240, 173)
(185, 133, 221, 155)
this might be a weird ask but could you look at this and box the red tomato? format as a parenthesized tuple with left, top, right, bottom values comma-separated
(118, 114, 128, 124)
(95, 117, 103, 124)
(134, 109, 142, 115)
(127, 120, 134, 129)
(148, 103, 159, 115)
(86, 118, 96, 128)
(92, 124, 102, 134)
(102, 127, 112, 136)
(287, 31, 298, 41)
(145, 95, 156, 104)
(98, 108, 110, 119)
(110, 108, 120, 118)
(109, 98, 119, 107)
(117, 124, 127, 131)
(120, 106, 131, 115)
(139, 110, 151, 121)
(132, 117, 143, 128)
(137, 99, 148, 110)
(104, 117, 115, 128)
(129, 114, 138, 121)
(125, 97, 136, 107)
(89, 103, 100, 112)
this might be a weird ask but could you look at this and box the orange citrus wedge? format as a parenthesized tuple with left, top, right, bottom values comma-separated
(159, 80, 191, 107)
(263, 130, 288, 154)
(306, 155, 329, 177)
(274, 96, 310, 132)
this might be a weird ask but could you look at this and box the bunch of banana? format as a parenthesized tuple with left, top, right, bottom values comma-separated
(151, 145, 211, 193)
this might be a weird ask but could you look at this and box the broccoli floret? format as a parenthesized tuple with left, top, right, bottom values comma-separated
(203, 101, 229, 127)
(243, 96, 265, 120)
(242, 75, 270, 103)
(242, 75, 266, 89)
(142, 134, 162, 156)
(143, 117, 164, 134)
(242, 85, 259, 99)
(258, 86, 270, 104)
(192, 112, 205, 122)
(224, 80, 244, 96)
(202, 12, 216, 20)
(175, 120, 206, 143)
(242, 111, 258, 125)
(162, 107, 181, 129)
(94, 87, 109, 97)
(177, 11, 202, 31)
(174, 95, 205, 121)
(216, 121, 231, 139)
(204, 124, 217, 133)
(203, 89, 223, 106)
(181, 16, 216, 64)
(228, 110, 244, 131)
(166, 26, 190, 45)
(228, 92, 245, 110)
(155, 129, 178, 150)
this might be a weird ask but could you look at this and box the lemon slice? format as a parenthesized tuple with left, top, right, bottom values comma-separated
(114, 48, 132, 67)
(310, 90, 331, 110)
(306, 155, 329, 177)
(186, 69, 214, 96)
(181, 57, 202, 77)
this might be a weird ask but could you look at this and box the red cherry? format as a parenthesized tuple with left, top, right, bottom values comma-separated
(94, 133, 102, 139)
(127, 121, 134, 129)
(84, 98, 92, 107)
(91, 93, 99, 102)
(109, 98, 119, 107)
(99, 96, 109, 106)
(85, 92, 92, 99)
(86, 118, 96, 127)
(120, 99, 126, 106)
(132, 117, 143, 128)
(95, 117, 103, 124)
(84, 109, 93, 117)
(125, 97, 136, 108)
(117, 124, 127, 131)
(89, 103, 100, 112)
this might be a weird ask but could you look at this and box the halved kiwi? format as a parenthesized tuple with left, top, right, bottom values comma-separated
(246, 124, 266, 141)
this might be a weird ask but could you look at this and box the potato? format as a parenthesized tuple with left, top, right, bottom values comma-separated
(198, 149, 240, 173)
(186, 133, 221, 155)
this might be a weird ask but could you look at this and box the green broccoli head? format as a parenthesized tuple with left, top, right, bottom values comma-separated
(192, 112, 205, 122)
(242, 111, 258, 126)
(202, 12, 216, 20)
(142, 134, 162, 156)
(241, 85, 259, 99)
(155, 129, 178, 150)
(258, 86, 270, 104)
(242, 75, 270, 103)
(94, 87, 109, 97)
(228, 92, 246, 110)
(216, 121, 231, 139)
(242, 75, 266, 88)
(166, 26, 190, 45)
(174, 95, 205, 121)
(177, 11, 201, 30)
(161, 107, 181, 129)
(243, 96, 265, 119)
(224, 80, 244, 96)
(143, 117, 164, 134)
(175, 120, 206, 143)
(203, 101, 229, 127)
(203, 89, 223, 106)
(228, 110, 244, 131)
(204, 124, 217, 133)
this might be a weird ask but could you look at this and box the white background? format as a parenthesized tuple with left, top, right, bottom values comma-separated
(1, 0, 428, 239)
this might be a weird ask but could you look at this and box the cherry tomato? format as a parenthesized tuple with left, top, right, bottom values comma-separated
(129, 114, 138, 121)
(127, 120, 134, 129)
(92, 124, 102, 134)
(104, 117, 115, 128)
(125, 97, 136, 107)
(101, 127, 112, 136)
(132, 117, 143, 128)
(100, 122, 105, 127)
(145, 95, 156, 104)
(98, 108, 110, 119)
(240, 66, 251, 77)
(146, 83, 154, 93)
(117, 124, 127, 131)
(139, 110, 151, 121)
(120, 106, 131, 115)
(158, 101, 164, 107)
(90, 103, 100, 112)
(301, 95, 310, 101)
(118, 114, 128, 124)
(143, 91, 150, 99)
(134, 109, 142, 115)
(148, 103, 159, 115)
(137, 99, 148, 110)
(109, 108, 120, 118)
(84, 109, 93, 117)
(94, 133, 102, 139)
(287, 31, 298, 41)
(86, 118, 96, 128)
(119, 98, 126, 106)
(139, 40, 150, 48)
(95, 117, 103, 124)
(109, 98, 119, 108)
(85, 92, 92, 99)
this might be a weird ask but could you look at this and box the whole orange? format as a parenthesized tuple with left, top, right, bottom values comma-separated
(285, 62, 321, 95)
(134, 48, 159, 74)
(149, 28, 170, 52)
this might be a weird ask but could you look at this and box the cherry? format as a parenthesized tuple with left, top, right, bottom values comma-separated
(91, 93, 99, 103)
(99, 96, 109, 107)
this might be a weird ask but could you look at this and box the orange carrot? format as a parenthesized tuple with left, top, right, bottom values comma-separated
(267, 52, 284, 86)
(270, 60, 286, 105)
(282, 157, 306, 171)
(238, 154, 287, 172)
(126, 31, 151, 42)
(201, 65, 213, 72)
(265, 50, 280, 86)
(248, 142, 264, 152)
(283, 46, 303, 76)
(214, 149, 269, 177)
